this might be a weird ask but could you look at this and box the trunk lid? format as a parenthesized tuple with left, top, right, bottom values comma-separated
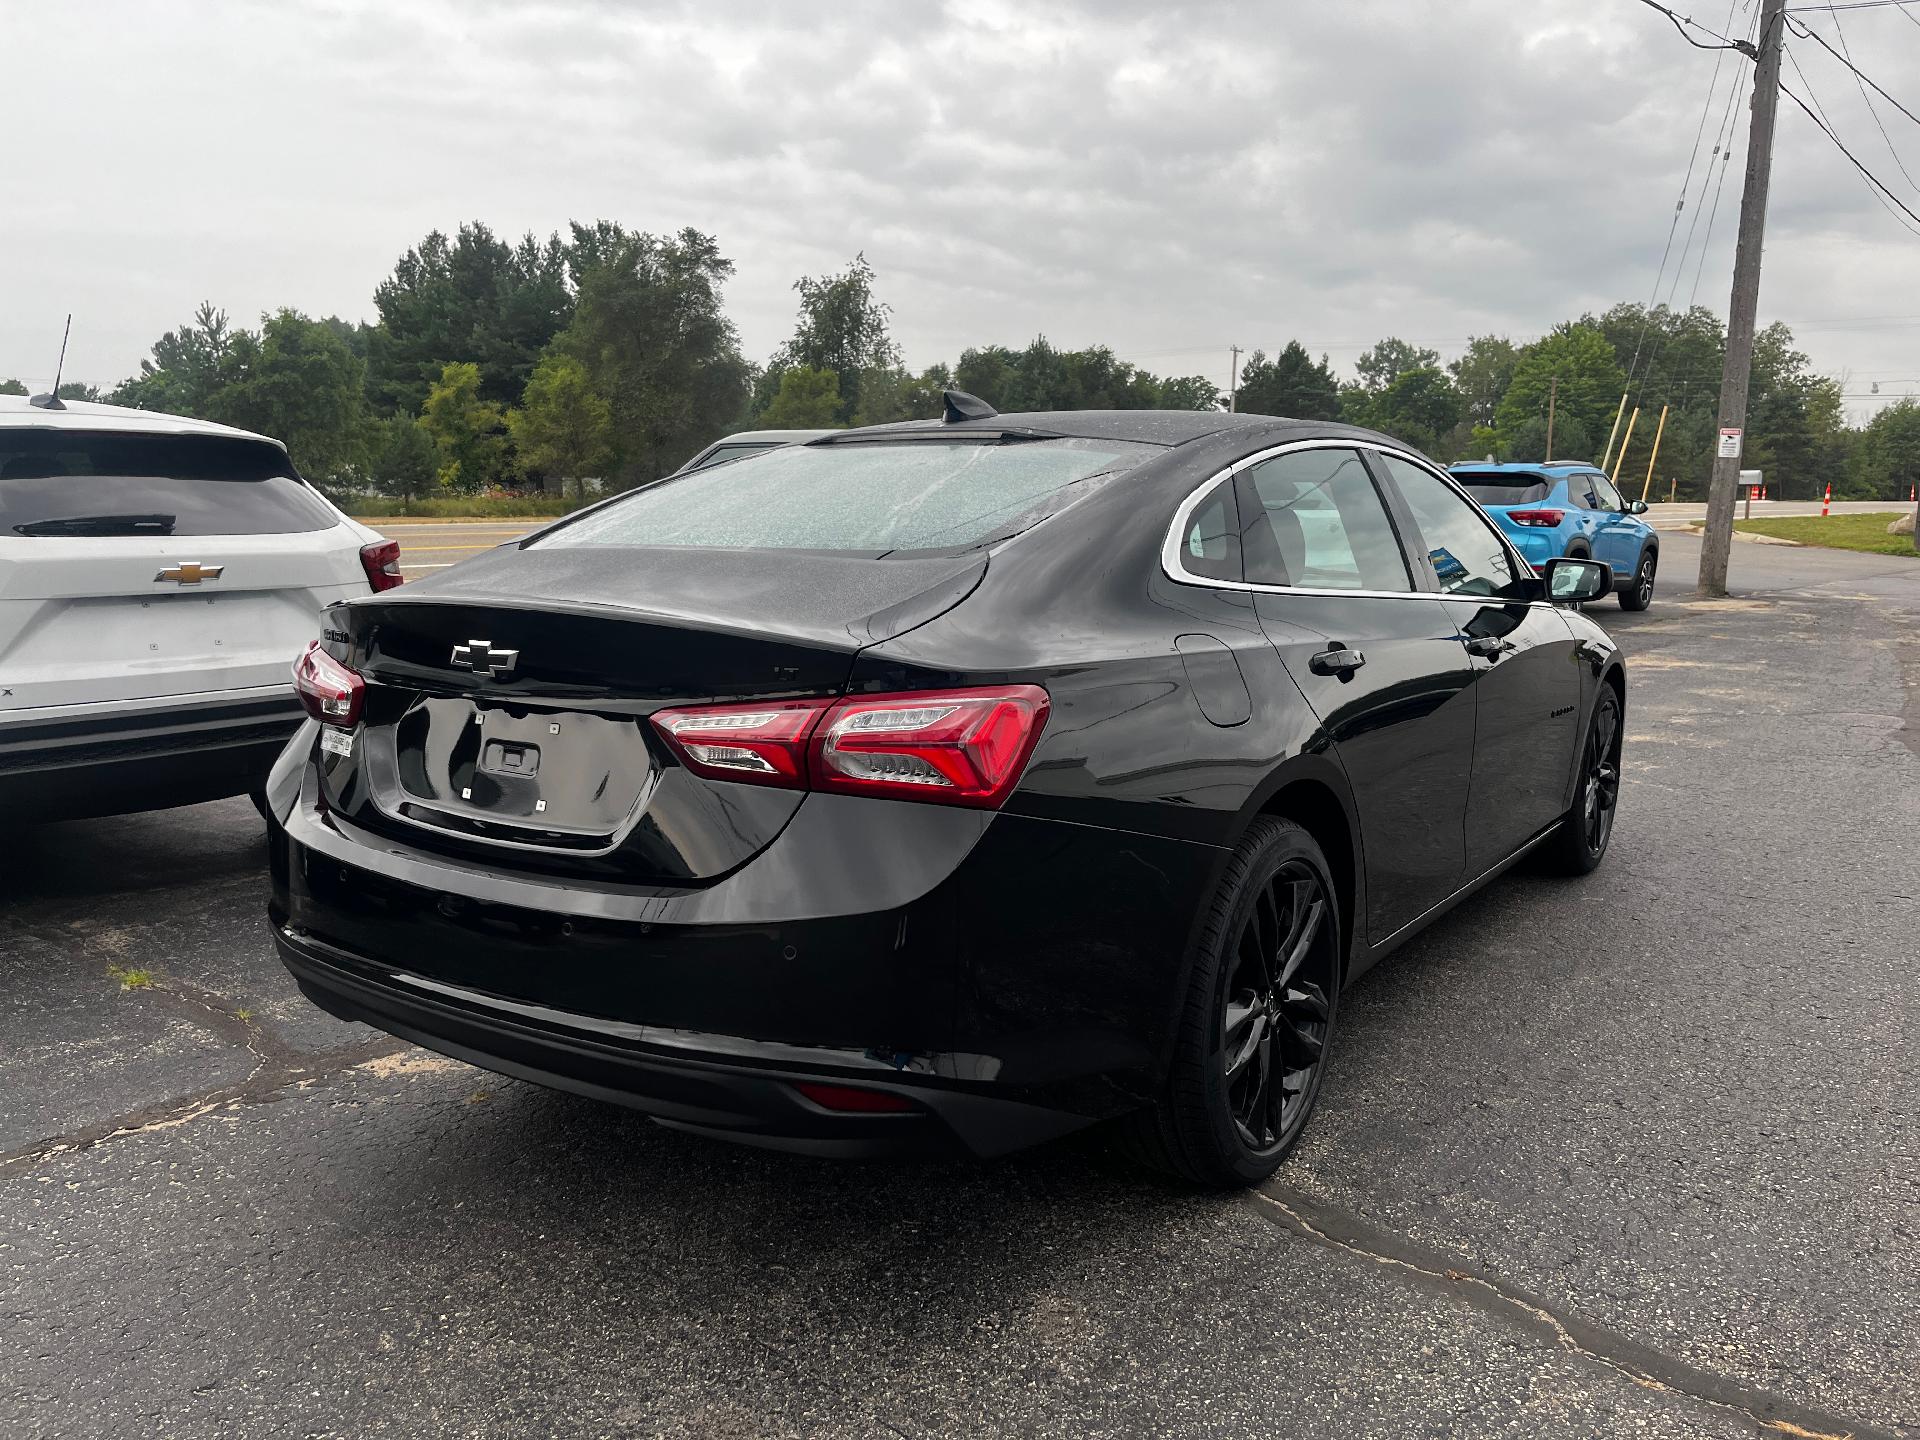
(322, 545, 987, 884)
(0, 527, 370, 710)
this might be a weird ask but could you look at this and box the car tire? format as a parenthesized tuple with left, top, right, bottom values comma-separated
(1538, 686, 1622, 876)
(1122, 817, 1341, 1187)
(1618, 548, 1656, 611)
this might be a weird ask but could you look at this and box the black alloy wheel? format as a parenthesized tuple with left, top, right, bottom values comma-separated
(1619, 550, 1656, 611)
(1125, 817, 1341, 1186)
(1221, 861, 1333, 1152)
(1540, 687, 1622, 875)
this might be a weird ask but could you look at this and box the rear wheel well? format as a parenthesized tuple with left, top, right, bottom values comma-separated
(1258, 780, 1356, 976)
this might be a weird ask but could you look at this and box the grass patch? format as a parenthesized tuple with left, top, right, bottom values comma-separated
(107, 964, 155, 991)
(1732, 512, 1918, 557)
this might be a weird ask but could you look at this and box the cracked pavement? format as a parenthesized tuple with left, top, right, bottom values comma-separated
(2, 533, 1915, 1439)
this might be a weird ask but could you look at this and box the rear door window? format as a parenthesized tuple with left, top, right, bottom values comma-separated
(0, 431, 335, 536)
(1234, 447, 1412, 591)
(540, 436, 1154, 553)
(1178, 477, 1242, 582)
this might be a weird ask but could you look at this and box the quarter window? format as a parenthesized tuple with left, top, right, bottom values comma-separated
(1379, 455, 1529, 600)
(1179, 477, 1242, 582)
(1233, 448, 1412, 592)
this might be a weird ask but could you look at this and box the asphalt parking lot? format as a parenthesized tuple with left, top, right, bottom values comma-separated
(4, 534, 1916, 1439)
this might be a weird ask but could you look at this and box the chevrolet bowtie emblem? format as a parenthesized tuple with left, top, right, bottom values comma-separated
(156, 562, 224, 584)
(449, 639, 519, 677)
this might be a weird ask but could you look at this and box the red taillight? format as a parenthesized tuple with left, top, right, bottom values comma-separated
(651, 699, 833, 787)
(293, 640, 364, 728)
(1506, 509, 1565, 528)
(791, 1081, 918, 1114)
(359, 539, 404, 592)
(812, 686, 1050, 809)
(646, 685, 1050, 809)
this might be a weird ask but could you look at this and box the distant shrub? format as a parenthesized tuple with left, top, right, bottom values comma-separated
(341, 493, 592, 519)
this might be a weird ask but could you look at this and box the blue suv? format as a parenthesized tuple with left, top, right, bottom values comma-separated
(1449, 463, 1659, 611)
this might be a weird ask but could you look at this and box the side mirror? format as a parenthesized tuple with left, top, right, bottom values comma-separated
(1628, 499, 1649, 515)
(1542, 556, 1612, 606)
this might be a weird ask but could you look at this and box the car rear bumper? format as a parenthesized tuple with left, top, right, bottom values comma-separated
(274, 916, 1095, 1158)
(0, 691, 303, 821)
(267, 756, 1228, 1159)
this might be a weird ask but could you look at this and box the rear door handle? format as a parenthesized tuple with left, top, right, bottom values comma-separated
(1308, 646, 1366, 677)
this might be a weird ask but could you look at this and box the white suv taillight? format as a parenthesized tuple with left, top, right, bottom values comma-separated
(293, 641, 364, 727)
(359, 539, 404, 592)
(650, 685, 1050, 810)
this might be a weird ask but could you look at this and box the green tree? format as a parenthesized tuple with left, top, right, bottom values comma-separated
(1160, 374, 1222, 411)
(852, 363, 951, 426)
(1448, 336, 1517, 428)
(1355, 338, 1441, 395)
(555, 225, 752, 485)
(366, 413, 439, 502)
(952, 337, 1164, 412)
(0, 378, 26, 396)
(108, 302, 242, 415)
(1496, 324, 1625, 463)
(505, 353, 613, 497)
(1363, 366, 1463, 455)
(213, 309, 368, 486)
(1234, 343, 1340, 420)
(757, 367, 843, 428)
(1848, 398, 1920, 503)
(418, 361, 507, 494)
(366, 222, 572, 414)
(764, 255, 900, 425)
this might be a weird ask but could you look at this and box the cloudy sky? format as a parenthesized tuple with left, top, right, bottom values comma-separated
(4, 0, 1917, 419)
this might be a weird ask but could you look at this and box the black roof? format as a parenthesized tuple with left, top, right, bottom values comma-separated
(851, 409, 1397, 450)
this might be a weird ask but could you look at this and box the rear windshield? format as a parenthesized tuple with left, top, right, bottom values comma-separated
(0, 431, 336, 537)
(1451, 473, 1552, 506)
(539, 436, 1155, 553)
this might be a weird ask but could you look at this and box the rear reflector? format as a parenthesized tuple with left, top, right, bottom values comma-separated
(359, 539, 404, 592)
(1506, 509, 1565, 528)
(791, 1082, 918, 1114)
(293, 640, 364, 728)
(646, 684, 1050, 809)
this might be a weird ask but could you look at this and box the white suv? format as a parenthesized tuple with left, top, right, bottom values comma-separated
(0, 395, 398, 822)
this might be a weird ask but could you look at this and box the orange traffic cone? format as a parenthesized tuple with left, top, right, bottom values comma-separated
(1823, 482, 1831, 517)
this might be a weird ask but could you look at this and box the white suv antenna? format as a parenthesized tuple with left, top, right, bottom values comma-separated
(30, 315, 72, 410)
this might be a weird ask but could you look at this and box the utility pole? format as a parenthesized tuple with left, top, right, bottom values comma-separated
(1228, 345, 1242, 413)
(1700, 0, 1788, 595)
(1545, 375, 1558, 462)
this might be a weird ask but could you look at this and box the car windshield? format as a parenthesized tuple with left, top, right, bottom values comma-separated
(0, 431, 336, 536)
(1452, 474, 1552, 506)
(538, 436, 1155, 553)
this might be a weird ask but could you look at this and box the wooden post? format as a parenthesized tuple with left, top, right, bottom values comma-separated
(1640, 405, 1670, 503)
(1610, 407, 1640, 487)
(1600, 393, 1629, 472)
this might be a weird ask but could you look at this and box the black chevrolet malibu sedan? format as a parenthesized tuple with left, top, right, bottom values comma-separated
(267, 396, 1624, 1186)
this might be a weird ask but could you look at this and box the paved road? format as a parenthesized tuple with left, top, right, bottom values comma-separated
(3, 538, 1916, 1438)
(372, 520, 538, 577)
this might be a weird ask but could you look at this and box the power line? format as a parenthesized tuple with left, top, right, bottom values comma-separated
(1626, 0, 1748, 390)
(1778, 77, 1920, 227)
(1782, 14, 1920, 129)
(1631, 0, 1757, 48)
(1827, 5, 1920, 194)
(1781, 38, 1920, 237)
